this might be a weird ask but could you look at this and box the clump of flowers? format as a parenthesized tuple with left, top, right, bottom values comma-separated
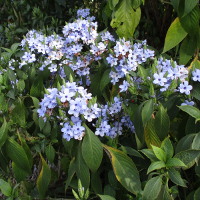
(1, 8, 199, 142)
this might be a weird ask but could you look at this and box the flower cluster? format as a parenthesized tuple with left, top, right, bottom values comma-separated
(152, 58, 192, 94)
(107, 39, 154, 86)
(1, 8, 199, 142)
(37, 81, 134, 140)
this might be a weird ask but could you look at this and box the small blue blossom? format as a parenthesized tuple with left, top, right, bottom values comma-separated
(192, 69, 200, 82)
(178, 81, 193, 95)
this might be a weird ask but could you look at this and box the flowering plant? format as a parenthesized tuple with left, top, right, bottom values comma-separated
(0, 8, 200, 200)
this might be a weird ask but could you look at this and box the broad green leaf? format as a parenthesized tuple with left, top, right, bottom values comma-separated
(179, 36, 196, 65)
(98, 194, 116, 200)
(191, 83, 200, 101)
(12, 162, 29, 182)
(194, 187, 200, 200)
(133, 104, 144, 144)
(6, 137, 31, 174)
(143, 176, 163, 200)
(151, 145, 167, 162)
(30, 77, 44, 97)
(144, 119, 161, 148)
(110, 0, 141, 38)
(175, 134, 195, 153)
(0, 179, 12, 197)
(131, 0, 142, 9)
(142, 99, 154, 126)
(108, 0, 119, 10)
(91, 172, 102, 194)
(17, 79, 25, 92)
(140, 149, 158, 162)
(76, 144, 90, 189)
(184, 0, 198, 16)
(104, 184, 116, 197)
(163, 17, 187, 53)
(36, 154, 51, 199)
(170, 0, 180, 13)
(192, 132, 200, 149)
(11, 43, 20, 52)
(147, 161, 166, 174)
(175, 150, 200, 169)
(180, 6, 200, 36)
(11, 99, 26, 127)
(64, 65, 75, 81)
(154, 105, 170, 140)
(166, 158, 186, 168)
(168, 168, 186, 187)
(0, 118, 8, 148)
(103, 145, 141, 195)
(120, 146, 144, 159)
(82, 125, 103, 171)
(45, 144, 55, 163)
(157, 184, 173, 200)
(179, 105, 200, 122)
(100, 69, 111, 91)
(65, 157, 76, 191)
(161, 138, 174, 160)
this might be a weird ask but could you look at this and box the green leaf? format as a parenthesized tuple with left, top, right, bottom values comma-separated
(120, 146, 144, 159)
(168, 168, 186, 187)
(142, 99, 154, 126)
(147, 161, 166, 174)
(98, 194, 116, 200)
(175, 149, 200, 169)
(180, 6, 200, 36)
(104, 184, 116, 198)
(191, 83, 200, 101)
(144, 119, 161, 148)
(140, 149, 158, 162)
(6, 137, 31, 174)
(179, 36, 196, 65)
(45, 144, 55, 163)
(0, 118, 8, 148)
(17, 80, 25, 92)
(166, 158, 186, 168)
(12, 162, 29, 182)
(151, 145, 167, 162)
(103, 145, 141, 195)
(161, 138, 174, 160)
(65, 157, 76, 191)
(192, 132, 200, 150)
(163, 17, 188, 53)
(170, 0, 180, 13)
(194, 187, 200, 200)
(11, 43, 20, 53)
(64, 65, 75, 81)
(143, 176, 163, 200)
(30, 77, 44, 98)
(0, 179, 12, 197)
(179, 105, 200, 122)
(36, 154, 51, 199)
(11, 99, 26, 127)
(133, 104, 144, 144)
(175, 134, 195, 153)
(110, 0, 141, 38)
(184, 0, 198, 16)
(76, 144, 90, 189)
(108, 0, 119, 10)
(154, 105, 170, 140)
(82, 125, 103, 171)
(91, 172, 102, 194)
(131, 0, 142, 9)
(100, 69, 111, 91)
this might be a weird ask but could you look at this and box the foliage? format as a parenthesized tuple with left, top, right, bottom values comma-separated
(0, 1, 200, 200)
